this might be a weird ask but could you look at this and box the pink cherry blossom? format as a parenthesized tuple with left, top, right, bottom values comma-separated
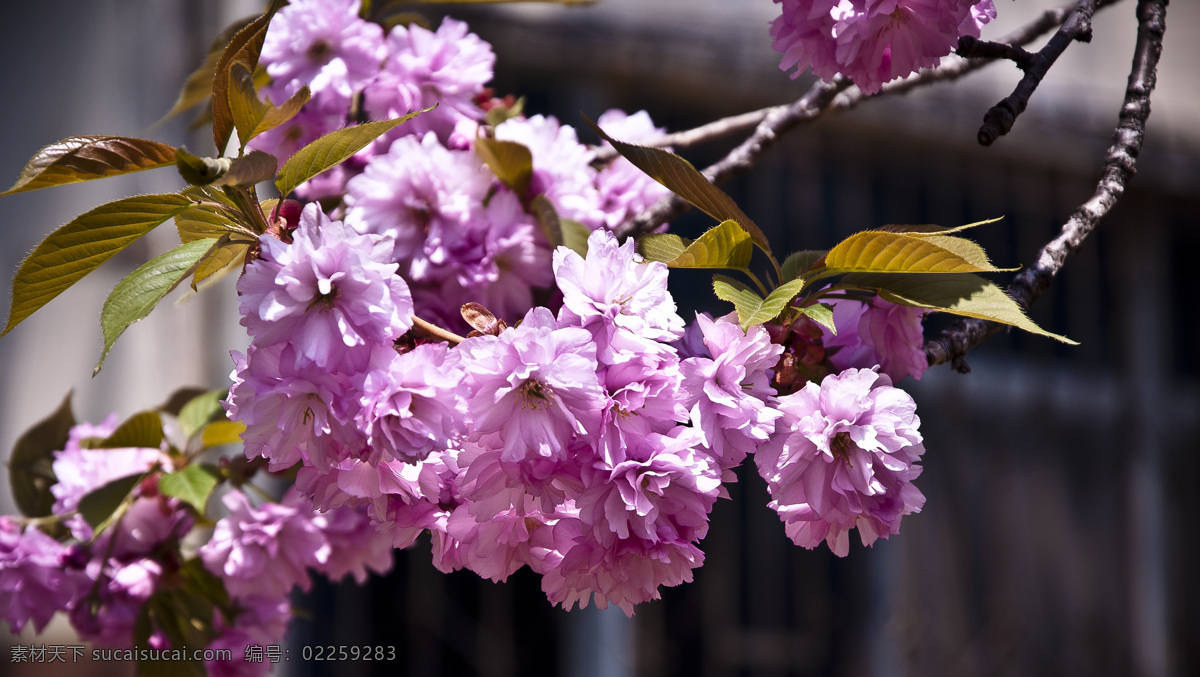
(756, 368, 926, 556)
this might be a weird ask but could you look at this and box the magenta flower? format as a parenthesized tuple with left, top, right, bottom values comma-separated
(311, 502, 395, 584)
(355, 342, 466, 464)
(756, 368, 926, 556)
(226, 342, 358, 472)
(200, 489, 329, 599)
(540, 517, 707, 617)
(237, 204, 413, 370)
(771, 0, 996, 95)
(822, 296, 928, 382)
(0, 517, 88, 633)
(260, 0, 385, 108)
(554, 229, 685, 349)
(206, 594, 292, 677)
(70, 557, 163, 647)
(680, 313, 784, 478)
(577, 428, 720, 546)
(458, 307, 606, 464)
(365, 17, 494, 141)
(345, 132, 494, 278)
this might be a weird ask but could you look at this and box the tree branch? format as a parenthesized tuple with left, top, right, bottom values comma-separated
(612, 0, 1114, 240)
(925, 0, 1168, 372)
(971, 0, 1110, 146)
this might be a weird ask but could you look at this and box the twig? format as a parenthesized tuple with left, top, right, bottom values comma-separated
(925, 0, 1168, 372)
(411, 315, 467, 344)
(613, 0, 1111, 239)
(972, 0, 1108, 146)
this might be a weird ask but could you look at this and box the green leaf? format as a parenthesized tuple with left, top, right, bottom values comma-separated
(96, 238, 220, 374)
(841, 272, 1077, 343)
(530, 194, 563, 249)
(159, 464, 221, 515)
(712, 275, 761, 325)
(8, 392, 73, 517)
(2, 136, 177, 196)
(484, 95, 525, 127)
(211, 4, 283, 152)
(180, 557, 232, 614)
(560, 219, 591, 258)
(137, 593, 211, 677)
(668, 219, 752, 269)
(2, 194, 198, 337)
(637, 233, 689, 263)
(821, 231, 1016, 276)
(228, 62, 310, 149)
(798, 302, 836, 334)
(275, 110, 430, 197)
(713, 275, 805, 330)
(780, 250, 827, 282)
(175, 203, 246, 243)
(89, 410, 165, 450)
(201, 420, 246, 448)
(78, 472, 146, 530)
(178, 390, 227, 440)
(585, 115, 771, 254)
(475, 137, 532, 195)
(158, 387, 212, 416)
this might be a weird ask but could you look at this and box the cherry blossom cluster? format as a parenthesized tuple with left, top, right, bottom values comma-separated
(770, 0, 998, 94)
(3, 0, 947, 657)
(0, 417, 389, 677)
(250, 0, 669, 329)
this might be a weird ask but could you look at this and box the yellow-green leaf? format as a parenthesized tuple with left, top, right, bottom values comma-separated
(8, 392, 74, 517)
(175, 203, 246, 243)
(228, 62, 310, 149)
(275, 110, 430, 197)
(96, 238, 220, 374)
(531, 194, 563, 248)
(201, 420, 246, 449)
(2, 136, 177, 196)
(585, 115, 771, 254)
(876, 217, 1003, 237)
(475, 137, 532, 195)
(178, 390, 227, 440)
(560, 219, 591, 258)
(159, 464, 221, 515)
(713, 275, 805, 330)
(637, 233, 689, 263)
(841, 272, 1077, 344)
(669, 219, 752, 269)
(798, 302, 836, 334)
(822, 231, 1015, 276)
(192, 239, 251, 289)
(3, 194, 198, 336)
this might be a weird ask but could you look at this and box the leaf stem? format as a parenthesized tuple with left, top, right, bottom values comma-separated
(740, 268, 770, 297)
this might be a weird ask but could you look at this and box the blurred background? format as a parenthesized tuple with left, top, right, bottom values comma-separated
(1, 0, 1196, 675)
